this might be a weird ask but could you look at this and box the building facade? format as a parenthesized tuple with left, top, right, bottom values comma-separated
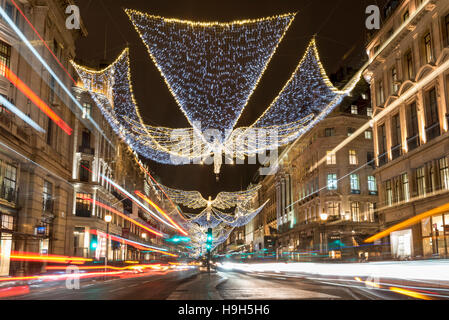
(365, 0, 449, 259)
(0, 0, 177, 277)
(274, 80, 380, 261)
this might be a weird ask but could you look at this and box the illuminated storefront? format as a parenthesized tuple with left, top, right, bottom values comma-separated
(422, 213, 449, 257)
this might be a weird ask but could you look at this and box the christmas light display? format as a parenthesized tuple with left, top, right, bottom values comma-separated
(72, 25, 361, 175)
(160, 184, 264, 255)
(125, 9, 296, 142)
(160, 184, 261, 210)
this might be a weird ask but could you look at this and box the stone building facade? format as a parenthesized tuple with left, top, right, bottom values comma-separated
(365, 0, 449, 259)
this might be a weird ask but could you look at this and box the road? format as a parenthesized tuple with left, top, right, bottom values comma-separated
(0, 268, 424, 300)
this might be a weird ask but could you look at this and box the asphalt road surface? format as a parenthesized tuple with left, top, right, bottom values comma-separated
(1, 268, 421, 300)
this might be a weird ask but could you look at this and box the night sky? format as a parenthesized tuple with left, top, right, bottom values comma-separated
(75, 0, 386, 197)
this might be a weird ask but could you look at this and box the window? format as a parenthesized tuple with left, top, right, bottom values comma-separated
(386, 180, 393, 206)
(326, 151, 336, 165)
(416, 166, 426, 196)
(46, 119, 53, 146)
(5, 2, 14, 19)
(1, 214, 13, 230)
(391, 113, 402, 159)
(351, 202, 361, 222)
(365, 130, 373, 140)
(378, 124, 387, 166)
(402, 173, 410, 202)
(1, 163, 16, 202)
(350, 174, 360, 193)
(391, 67, 399, 93)
(368, 176, 377, 194)
(403, 10, 409, 22)
(405, 50, 414, 80)
(325, 128, 335, 137)
(0, 40, 11, 77)
(327, 174, 337, 190)
(443, 12, 449, 43)
(347, 128, 355, 137)
(406, 102, 419, 150)
(327, 202, 340, 217)
(43, 180, 53, 212)
(349, 150, 358, 165)
(351, 105, 358, 115)
(439, 157, 449, 190)
(79, 160, 90, 182)
(377, 80, 385, 105)
(81, 129, 91, 148)
(367, 107, 373, 117)
(424, 32, 433, 64)
(82, 103, 91, 119)
(76, 193, 92, 217)
(367, 152, 375, 168)
(366, 203, 375, 222)
(425, 88, 440, 141)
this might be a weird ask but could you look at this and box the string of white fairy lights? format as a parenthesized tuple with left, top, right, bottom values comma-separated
(72, 11, 362, 175)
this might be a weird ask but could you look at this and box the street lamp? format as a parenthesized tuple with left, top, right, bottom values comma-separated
(319, 213, 328, 257)
(104, 214, 112, 278)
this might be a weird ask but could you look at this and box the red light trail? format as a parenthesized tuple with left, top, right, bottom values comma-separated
(134, 190, 188, 236)
(1, 62, 73, 135)
(81, 196, 163, 237)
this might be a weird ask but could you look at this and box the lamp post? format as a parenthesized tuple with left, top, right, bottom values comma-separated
(320, 213, 328, 257)
(104, 214, 112, 278)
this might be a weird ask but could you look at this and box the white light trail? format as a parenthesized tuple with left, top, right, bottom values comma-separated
(219, 260, 449, 282)
(0, 6, 113, 146)
(100, 174, 177, 230)
(0, 95, 44, 133)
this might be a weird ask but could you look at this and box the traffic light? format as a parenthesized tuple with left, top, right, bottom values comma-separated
(206, 228, 213, 251)
(90, 235, 98, 249)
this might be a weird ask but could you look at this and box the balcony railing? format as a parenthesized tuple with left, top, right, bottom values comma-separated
(378, 153, 388, 167)
(425, 122, 440, 142)
(78, 146, 95, 155)
(0, 185, 16, 203)
(407, 135, 420, 152)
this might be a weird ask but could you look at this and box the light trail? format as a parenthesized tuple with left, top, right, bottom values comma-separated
(8, 252, 92, 264)
(0, 6, 113, 145)
(218, 260, 449, 282)
(81, 196, 163, 237)
(10, 0, 77, 85)
(0, 94, 44, 133)
(1, 62, 72, 135)
(364, 202, 449, 243)
(134, 190, 188, 236)
(88, 229, 177, 257)
(389, 287, 433, 300)
(135, 160, 187, 222)
(100, 174, 176, 230)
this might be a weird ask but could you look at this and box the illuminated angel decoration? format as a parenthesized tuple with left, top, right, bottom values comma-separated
(71, 10, 362, 176)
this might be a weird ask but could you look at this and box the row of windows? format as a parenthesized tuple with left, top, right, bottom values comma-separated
(375, 8, 449, 106)
(377, 85, 445, 167)
(326, 149, 373, 166)
(383, 157, 449, 206)
(327, 174, 378, 194)
(324, 127, 373, 138)
(300, 201, 375, 223)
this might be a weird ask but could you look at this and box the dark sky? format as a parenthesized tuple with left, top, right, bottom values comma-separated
(75, 0, 385, 197)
